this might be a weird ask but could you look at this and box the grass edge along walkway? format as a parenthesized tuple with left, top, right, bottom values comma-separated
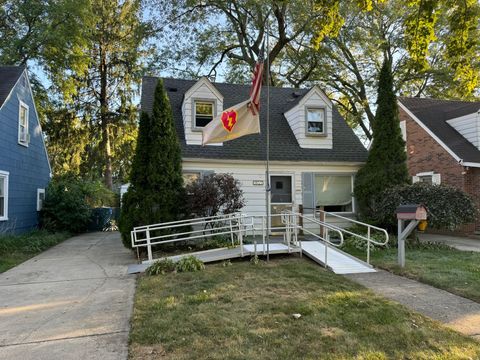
(0, 230, 70, 273)
(129, 257, 480, 360)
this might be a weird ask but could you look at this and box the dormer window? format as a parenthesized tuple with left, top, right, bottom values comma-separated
(18, 101, 29, 147)
(306, 107, 325, 135)
(194, 100, 215, 128)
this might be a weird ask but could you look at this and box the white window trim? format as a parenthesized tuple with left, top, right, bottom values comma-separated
(37, 188, 45, 211)
(305, 106, 327, 137)
(413, 171, 441, 185)
(0, 170, 9, 221)
(18, 100, 29, 147)
(192, 99, 216, 131)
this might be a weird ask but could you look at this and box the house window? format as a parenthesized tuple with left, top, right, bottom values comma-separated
(18, 101, 29, 146)
(194, 101, 214, 128)
(419, 175, 433, 184)
(413, 172, 441, 185)
(306, 108, 325, 135)
(0, 171, 9, 221)
(315, 175, 353, 213)
(37, 189, 46, 211)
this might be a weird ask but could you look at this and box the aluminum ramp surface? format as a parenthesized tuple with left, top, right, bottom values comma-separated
(302, 241, 376, 274)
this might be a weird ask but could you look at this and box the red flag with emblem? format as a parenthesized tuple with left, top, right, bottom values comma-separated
(202, 57, 263, 145)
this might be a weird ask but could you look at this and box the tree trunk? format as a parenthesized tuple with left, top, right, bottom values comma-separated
(100, 44, 113, 189)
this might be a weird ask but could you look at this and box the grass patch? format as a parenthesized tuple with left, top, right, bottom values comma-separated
(0, 230, 70, 273)
(129, 257, 480, 359)
(343, 242, 480, 303)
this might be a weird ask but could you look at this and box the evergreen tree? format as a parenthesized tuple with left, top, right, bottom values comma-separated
(354, 60, 410, 222)
(119, 80, 184, 248)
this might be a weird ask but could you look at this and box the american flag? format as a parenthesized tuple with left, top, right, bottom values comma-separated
(249, 51, 264, 115)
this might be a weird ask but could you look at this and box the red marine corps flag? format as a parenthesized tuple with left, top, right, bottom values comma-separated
(202, 54, 264, 145)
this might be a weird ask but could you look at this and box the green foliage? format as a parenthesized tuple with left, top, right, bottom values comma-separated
(374, 182, 478, 230)
(40, 175, 114, 233)
(119, 80, 185, 248)
(175, 256, 205, 273)
(146, 259, 176, 276)
(354, 60, 410, 221)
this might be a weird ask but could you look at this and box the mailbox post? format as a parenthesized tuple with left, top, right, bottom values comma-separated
(396, 204, 427, 267)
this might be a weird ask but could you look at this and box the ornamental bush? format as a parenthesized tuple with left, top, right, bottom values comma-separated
(40, 175, 114, 233)
(373, 182, 478, 230)
(186, 173, 245, 218)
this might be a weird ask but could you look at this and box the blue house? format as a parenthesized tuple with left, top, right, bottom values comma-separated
(0, 66, 51, 234)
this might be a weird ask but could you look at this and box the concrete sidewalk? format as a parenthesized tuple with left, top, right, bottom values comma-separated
(0, 232, 136, 360)
(346, 270, 480, 339)
(419, 233, 480, 252)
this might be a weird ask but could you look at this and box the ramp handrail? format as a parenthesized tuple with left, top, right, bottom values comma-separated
(283, 211, 345, 269)
(315, 210, 389, 264)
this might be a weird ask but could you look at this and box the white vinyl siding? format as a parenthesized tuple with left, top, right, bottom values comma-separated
(284, 87, 333, 149)
(18, 101, 29, 146)
(447, 112, 480, 149)
(0, 171, 9, 221)
(182, 78, 223, 146)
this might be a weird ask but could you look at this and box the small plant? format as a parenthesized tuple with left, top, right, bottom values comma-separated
(175, 256, 205, 272)
(222, 260, 232, 267)
(146, 259, 176, 275)
(250, 255, 260, 265)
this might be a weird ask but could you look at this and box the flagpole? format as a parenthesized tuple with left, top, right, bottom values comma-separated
(265, 19, 270, 262)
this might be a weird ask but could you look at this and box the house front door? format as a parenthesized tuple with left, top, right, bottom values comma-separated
(270, 175, 293, 232)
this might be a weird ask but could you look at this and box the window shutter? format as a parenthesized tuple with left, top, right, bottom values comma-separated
(302, 172, 315, 214)
(432, 173, 441, 185)
(412, 176, 420, 183)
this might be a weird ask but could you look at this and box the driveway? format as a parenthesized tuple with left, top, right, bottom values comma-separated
(0, 232, 136, 360)
(419, 233, 480, 252)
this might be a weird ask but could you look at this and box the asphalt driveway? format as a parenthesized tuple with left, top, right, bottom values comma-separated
(0, 232, 136, 360)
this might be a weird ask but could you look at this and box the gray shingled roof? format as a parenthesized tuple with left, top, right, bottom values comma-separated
(0, 66, 24, 108)
(141, 77, 368, 163)
(399, 97, 480, 163)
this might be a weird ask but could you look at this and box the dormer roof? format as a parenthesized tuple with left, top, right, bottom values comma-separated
(141, 77, 368, 163)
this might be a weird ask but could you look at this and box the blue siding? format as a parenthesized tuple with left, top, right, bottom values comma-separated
(0, 72, 51, 233)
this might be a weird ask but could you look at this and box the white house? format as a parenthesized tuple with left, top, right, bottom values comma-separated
(140, 76, 368, 230)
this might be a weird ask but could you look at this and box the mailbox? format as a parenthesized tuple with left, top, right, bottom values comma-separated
(395, 204, 427, 221)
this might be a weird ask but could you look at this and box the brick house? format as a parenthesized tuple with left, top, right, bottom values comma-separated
(398, 97, 480, 235)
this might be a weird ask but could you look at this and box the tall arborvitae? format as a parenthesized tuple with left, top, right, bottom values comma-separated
(354, 59, 410, 222)
(119, 79, 184, 248)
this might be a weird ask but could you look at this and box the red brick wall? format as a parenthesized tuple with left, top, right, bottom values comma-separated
(399, 107, 479, 235)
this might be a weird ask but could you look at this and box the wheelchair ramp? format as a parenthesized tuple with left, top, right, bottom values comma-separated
(302, 241, 376, 274)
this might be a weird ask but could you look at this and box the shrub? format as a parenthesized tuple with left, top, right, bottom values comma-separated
(186, 173, 245, 219)
(175, 256, 205, 272)
(373, 182, 477, 230)
(119, 80, 185, 248)
(146, 259, 176, 275)
(40, 175, 115, 233)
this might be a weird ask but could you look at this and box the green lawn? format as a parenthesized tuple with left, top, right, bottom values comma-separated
(129, 257, 480, 360)
(343, 243, 480, 303)
(0, 230, 70, 273)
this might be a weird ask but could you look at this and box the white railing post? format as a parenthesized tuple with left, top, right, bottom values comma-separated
(146, 229, 153, 262)
(367, 226, 371, 265)
(239, 215, 244, 257)
(324, 231, 329, 269)
(262, 216, 266, 255)
(229, 216, 235, 247)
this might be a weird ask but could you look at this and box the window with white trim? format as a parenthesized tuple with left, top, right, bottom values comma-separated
(18, 101, 29, 146)
(0, 171, 9, 221)
(194, 101, 214, 128)
(306, 107, 326, 135)
(37, 188, 45, 211)
(315, 174, 353, 213)
(412, 172, 441, 185)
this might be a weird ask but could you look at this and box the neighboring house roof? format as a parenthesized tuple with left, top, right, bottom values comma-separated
(398, 97, 480, 165)
(0, 66, 25, 108)
(141, 77, 368, 163)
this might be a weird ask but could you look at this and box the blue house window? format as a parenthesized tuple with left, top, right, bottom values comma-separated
(0, 171, 8, 221)
(18, 101, 29, 147)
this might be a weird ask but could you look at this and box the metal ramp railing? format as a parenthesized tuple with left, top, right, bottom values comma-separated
(129, 211, 389, 272)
